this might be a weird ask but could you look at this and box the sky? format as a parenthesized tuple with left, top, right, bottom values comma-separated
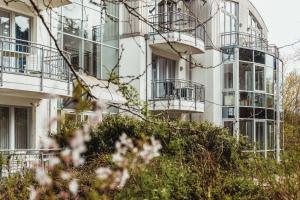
(250, 0, 300, 73)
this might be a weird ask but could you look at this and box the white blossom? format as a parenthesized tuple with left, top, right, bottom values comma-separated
(112, 152, 125, 167)
(118, 169, 130, 189)
(28, 186, 37, 200)
(69, 179, 78, 195)
(95, 167, 112, 180)
(40, 136, 58, 149)
(35, 167, 52, 186)
(61, 148, 71, 158)
(139, 136, 162, 164)
(72, 148, 85, 167)
(49, 156, 60, 168)
(60, 171, 71, 180)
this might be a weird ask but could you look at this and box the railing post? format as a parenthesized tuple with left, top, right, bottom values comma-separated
(0, 41, 3, 87)
(40, 47, 44, 92)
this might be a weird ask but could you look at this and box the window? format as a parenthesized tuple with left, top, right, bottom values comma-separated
(240, 120, 254, 144)
(267, 121, 275, 150)
(0, 10, 10, 37)
(223, 107, 234, 118)
(224, 64, 233, 89)
(239, 48, 253, 62)
(239, 107, 253, 118)
(223, 92, 235, 106)
(222, 48, 235, 61)
(15, 107, 30, 149)
(265, 67, 274, 94)
(255, 108, 265, 119)
(0, 107, 9, 149)
(254, 51, 265, 64)
(266, 54, 274, 67)
(255, 65, 264, 91)
(239, 62, 253, 91)
(256, 122, 265, 150)
(255, 93, 265, 107)
(224, 121, 234, 135)
(267, 109, 274, 120)
(240, 92, 254, 106)
(266, 95, 274, 108)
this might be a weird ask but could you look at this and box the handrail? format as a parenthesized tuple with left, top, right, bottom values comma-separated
(220, 32, 279, 56)
(0, 36, 71, 82)
(151, 79, 205, 103)
(149, 11, 205, 41)
(0, 35, 71, 55)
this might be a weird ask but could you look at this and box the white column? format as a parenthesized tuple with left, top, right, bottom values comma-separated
(9, 107, 15, 150)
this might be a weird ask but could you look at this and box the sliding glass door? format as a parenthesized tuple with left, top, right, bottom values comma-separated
(15, 107, 29, 149)
(0, 107, 9, 149)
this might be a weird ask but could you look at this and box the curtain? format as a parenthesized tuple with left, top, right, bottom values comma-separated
(0, 107, 9, 149)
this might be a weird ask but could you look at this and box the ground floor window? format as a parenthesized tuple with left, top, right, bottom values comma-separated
(0, 106, 31, 149)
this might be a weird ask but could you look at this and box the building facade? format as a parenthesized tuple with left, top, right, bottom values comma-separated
(120, 0, 283, 159)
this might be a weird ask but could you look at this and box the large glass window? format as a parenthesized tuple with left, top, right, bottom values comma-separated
(240, 92, 254, 106)
(256, 122, 265, 150)
(239, 107, 253, 118)
(255, 65, 264, 91)
(239, 62, 253, 91)
(240, 120, 254, 144)
(267, 121, 275, 150)
(265, 67, 274, 93)
(255, 93, 265, 107)
(223, 107, 235, 118)
(224, 121, 234, 136)
(15, 107, 30, 149)
(224, 64, 233, 89)
(223, 92, 235, 106)
(0, 10, 10, 37)
(0, 107, 9, 149)
(58, 2, 119, 79)
(254, 51, 265, 64)
(266, 95, 274, 108)
(239, 48, 253, 62)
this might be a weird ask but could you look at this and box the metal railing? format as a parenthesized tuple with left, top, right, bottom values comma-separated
(220, 32, 279, 56)
(0, 149, 60, 177)
(149, 11, 205, 42)
(151, 79, 205, 103)
(0, 36, 71, 81)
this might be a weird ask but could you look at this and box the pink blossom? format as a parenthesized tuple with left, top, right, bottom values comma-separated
(96, 167, 112, 180)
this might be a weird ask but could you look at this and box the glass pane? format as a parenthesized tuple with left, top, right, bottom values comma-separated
(63, 34, 82, 71)
(222, 107, 234, 118)
(0, 107, 9, 149)
(102, 15, 119, 47)
(239, 107, 253, 118)
(63, 3, 82, 36)
(255, 65, 264, 91)
(255, 108, 265, 119)
(239, 48, 253, 62)
(83, 40, 101, 77)
(0, 10, 10, 37)
(239, 62, 253, 90)
(240, 120, 254, 145)
(254, 51, 265, 64)
(240, 92, 254, 106)
(82, 5, 101, 41)
(15, 15, 31, 41)
(102, 46, 118, 79)
(266, 95, 274, 108)
(223, 92, 235, 106)
(224, 64, 233, 89)
(267, 121, 275, 150)
(15, 108, 29, 149)
(224, 121, 234, 136)
(256, 122, 265, 150)
(266, 67, 274, 93)
(255, 93, 265, 107)
(266, 54, 274, 67)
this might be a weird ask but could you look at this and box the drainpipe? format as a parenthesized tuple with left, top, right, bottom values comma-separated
(145, 34, 149, 117)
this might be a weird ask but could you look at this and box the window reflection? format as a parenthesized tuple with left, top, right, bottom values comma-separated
(255, 93, 265, 107)
(224, 63, 233, 89)
(240, 120, 254, 145)
(239, 48, 253, 62)
(256, 122, 265, 150)
(255, 65, 264, 91)
(239, 62, 253, 91)
(222, 107, 234, 118)
(223, 92, 235, 106)
(267, 121, 275, 150)
(240, 92, 253, 106)
(265, 67, 274, 93)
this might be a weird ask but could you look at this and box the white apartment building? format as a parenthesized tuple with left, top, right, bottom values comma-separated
(0, 0, 283, 166)
(119, 0, 283, 159)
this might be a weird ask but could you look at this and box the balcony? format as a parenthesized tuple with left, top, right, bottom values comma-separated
(0, 36, 72, 98)
(0, 149, 59, 177)
(220, 32, 279, 57)
(149, 11, 205, 55)
(150, 79, 205, 113)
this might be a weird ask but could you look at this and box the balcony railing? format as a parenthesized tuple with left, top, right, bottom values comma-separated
(220, 32, 279, 56)
(151, 79, 205, 103)
(0, 149, 60, 178)
(0, 36, 71, 82)
(149, 11, 205, 41)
